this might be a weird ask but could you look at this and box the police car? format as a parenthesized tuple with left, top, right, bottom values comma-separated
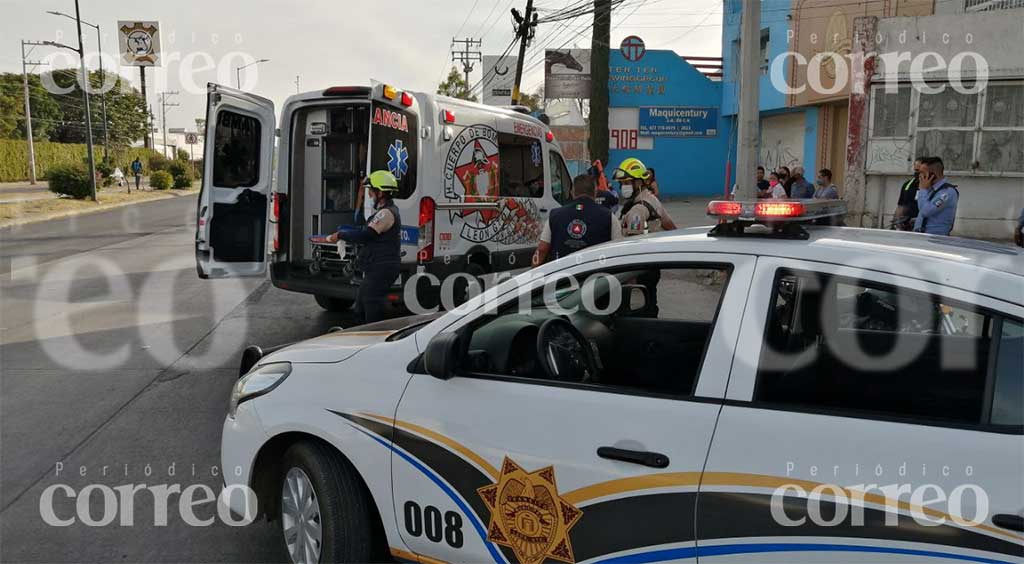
(222, 202, 1024, 564)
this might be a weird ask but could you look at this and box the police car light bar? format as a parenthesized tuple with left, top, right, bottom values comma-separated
(707, 199, 847, 222)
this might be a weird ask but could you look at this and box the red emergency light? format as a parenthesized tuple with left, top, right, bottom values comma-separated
(755, 201, 805, 218)
(545, 131, 554, 143)
(441, 109, 456, 124)
(400, 91, 414, 107)
(707, 201, 742, 217)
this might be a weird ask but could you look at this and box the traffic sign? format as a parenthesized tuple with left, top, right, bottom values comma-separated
(185, 132, 199, 145)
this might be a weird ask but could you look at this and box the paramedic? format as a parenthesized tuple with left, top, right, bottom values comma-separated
(325, 170, 402, 323)
(533, 175, 621, 265)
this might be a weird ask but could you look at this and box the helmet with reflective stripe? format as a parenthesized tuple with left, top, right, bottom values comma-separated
(612, 157, 650, 181)
(367, 170, 399, 192)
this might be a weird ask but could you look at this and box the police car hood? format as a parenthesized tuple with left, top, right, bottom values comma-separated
(263, 313, 444, 364)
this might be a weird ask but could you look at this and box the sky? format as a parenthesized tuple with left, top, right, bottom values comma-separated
(0, 0, 724, 134)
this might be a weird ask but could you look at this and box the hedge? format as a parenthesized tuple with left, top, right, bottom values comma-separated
(0, 139, 163, 183)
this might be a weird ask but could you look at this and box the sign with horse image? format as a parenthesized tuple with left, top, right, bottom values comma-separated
(544, 49, 592, 100)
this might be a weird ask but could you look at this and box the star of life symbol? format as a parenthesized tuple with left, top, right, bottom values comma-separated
(387, 139, 409, 179)
(530, 141, 543, 167)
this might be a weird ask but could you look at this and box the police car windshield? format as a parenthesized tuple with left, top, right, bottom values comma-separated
(530, 270, 643, 313)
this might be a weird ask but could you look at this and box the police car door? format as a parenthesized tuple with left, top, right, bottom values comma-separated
(699, 258, 1024, 563)
(195, 83, 275, 278)
(389, 253, 757, 563)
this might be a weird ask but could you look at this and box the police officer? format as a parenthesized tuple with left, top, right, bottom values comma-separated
(533, 174, 621, 265)
(914, 157, 959, 236)
(325, 170, 402, 323)
(893, 157, 924, 231)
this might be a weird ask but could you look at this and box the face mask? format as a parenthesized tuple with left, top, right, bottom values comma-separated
(769, 180, 779, 187)
(816, 178, 827, 186)
(621, 184, 634, 199)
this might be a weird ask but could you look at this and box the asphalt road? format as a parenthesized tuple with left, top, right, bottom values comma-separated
(0, 195, 375, 563)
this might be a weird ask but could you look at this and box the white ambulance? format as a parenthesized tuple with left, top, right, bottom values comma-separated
(195, 82, 574, 310)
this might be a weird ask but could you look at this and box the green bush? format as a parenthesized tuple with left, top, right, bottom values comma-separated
(167, 160, 194, 189)
(47, 163, 93, 199)
(176, 148, 190, 162)
(148, 153, 169, 172)
(0, 139, 162, 182)
(150, 170, 173, 190)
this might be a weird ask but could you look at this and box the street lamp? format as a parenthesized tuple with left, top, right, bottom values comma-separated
(41, 31, 97, 202)
(47, 9, 109, 164)
(236, 59, 270, 89)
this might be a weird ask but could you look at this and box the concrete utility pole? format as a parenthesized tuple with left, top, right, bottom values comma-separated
(141, 68, 150, 148)
(510, 0, 537, 105)
(450, 37, 482, 89)
(734, 0, 762, 199)
(589, 0, 611, 168)
(160, 91, 180, 159)
(48, 10, 108, 163)
(295, 75, 300, 94)
(20, 41, 46, 185)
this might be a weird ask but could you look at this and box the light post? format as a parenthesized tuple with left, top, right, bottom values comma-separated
(235, 58, 269, 89)
(41, 33, 97, 201)
(47, 9, 109, 164)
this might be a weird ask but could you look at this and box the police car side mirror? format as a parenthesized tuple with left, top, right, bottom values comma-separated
(424, 332, 462, 380)
(619, 284, 649, 315)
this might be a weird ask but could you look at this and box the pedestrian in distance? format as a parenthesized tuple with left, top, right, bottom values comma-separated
(647, 167, 660, 198)
(913, 157, 959, 236)
(533, 174, 622, 266)
(789, 167, 815, 199)
(112, 167, 125, 187)
(768, 172, 787, 199)
(756, 166, 770, 195)
(813, 169, 840, 200)
(322, 171, 402, 324)
(777, 166, 792, 197)
(130, 157, 143, 192)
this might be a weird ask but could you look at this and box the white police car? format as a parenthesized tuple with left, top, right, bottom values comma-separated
(222, 201, 1024, 564)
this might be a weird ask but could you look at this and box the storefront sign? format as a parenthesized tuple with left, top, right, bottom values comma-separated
(638, 106, 718, 138)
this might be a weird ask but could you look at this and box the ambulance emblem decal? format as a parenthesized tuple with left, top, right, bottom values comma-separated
(478, 457, 582, 564)
(387, 139, 409, 179)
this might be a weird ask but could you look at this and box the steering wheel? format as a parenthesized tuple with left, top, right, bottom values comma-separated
(536, 318, 600, 384)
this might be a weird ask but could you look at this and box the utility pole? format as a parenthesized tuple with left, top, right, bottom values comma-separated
(295, 75, 300, 94)
(450, 37, 482, 90)
(20, 41, 46, 185)
(510, 0, 537, 105)
(589, 0, 611, 168)
(735, 0, 762, 199)
(141, 68, 150, 148)
(69, 0, 98, 201)
(160, 91, 180, 159)
(47, 11, 109, 162)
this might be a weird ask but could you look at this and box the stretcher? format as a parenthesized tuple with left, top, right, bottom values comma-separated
(308, 226, 360, 276)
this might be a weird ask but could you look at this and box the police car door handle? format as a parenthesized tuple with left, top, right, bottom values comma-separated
(539, 208, 549, 213)
(597, 446, 670, 469)
(992, 514, 1024, 532)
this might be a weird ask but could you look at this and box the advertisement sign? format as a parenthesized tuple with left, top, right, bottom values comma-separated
(118, 21, 162, 67)
(544, 49, 591, 99)
(638, 107, 718, 138)
(482, 55, 517, 106)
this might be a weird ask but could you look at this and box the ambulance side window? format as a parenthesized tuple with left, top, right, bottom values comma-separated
(498, 133, 544, 199)
(549, 151, 572, 204)
(213, 110, 261, 188)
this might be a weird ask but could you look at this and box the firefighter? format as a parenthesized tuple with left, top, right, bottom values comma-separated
(325, 171, 402, 323)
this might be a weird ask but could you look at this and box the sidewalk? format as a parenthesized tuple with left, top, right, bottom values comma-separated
(0, 177, 156, 204)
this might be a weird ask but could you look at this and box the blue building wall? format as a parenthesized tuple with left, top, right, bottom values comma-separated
(608, 50, 730, 198)
(720, 0, 821, 178)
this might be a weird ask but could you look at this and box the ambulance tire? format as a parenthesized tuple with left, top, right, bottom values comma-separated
(314, 295, 354, 312)
(452, 262, 487, 307)
(279, 441, 374, 563)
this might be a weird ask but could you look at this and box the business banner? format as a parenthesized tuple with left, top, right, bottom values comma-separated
(544, 49, 591, 99)
(118, 21, 162, 67)
(638, 106, 718, 138)
(482, 55, 517, 106)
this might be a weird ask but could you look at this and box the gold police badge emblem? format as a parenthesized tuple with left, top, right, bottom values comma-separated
(477, 457, 582, 564)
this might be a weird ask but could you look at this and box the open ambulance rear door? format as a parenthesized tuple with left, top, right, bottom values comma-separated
(195, 83, 276, 279)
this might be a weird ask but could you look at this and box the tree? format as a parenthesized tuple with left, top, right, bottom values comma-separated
(40, 68, 148, 149)
(436, 67, 477, 102)
(519, 87, 544, 112)
(0, 73, 62, 140)
(588, 0, 611, 166)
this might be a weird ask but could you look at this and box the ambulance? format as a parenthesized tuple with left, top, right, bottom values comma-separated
(194, 81, 573, 310)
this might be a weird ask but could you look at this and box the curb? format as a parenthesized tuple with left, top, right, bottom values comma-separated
(0, 188, 200, 229)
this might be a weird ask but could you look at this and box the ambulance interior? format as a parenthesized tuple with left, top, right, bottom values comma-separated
(285, 104, 370, 267)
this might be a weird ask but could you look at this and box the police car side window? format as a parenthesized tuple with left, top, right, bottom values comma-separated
(991, 319, 1024, 427)
(756, 270, 1014, 428)
(498, 133, 545, 199)
(549, 152, 572, 205)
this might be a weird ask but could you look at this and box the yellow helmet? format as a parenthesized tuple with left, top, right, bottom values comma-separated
(612, 157, 650, 181)
(367, 170, 399, 192)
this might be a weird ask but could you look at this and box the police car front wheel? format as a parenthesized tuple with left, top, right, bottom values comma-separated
(279, 441, 375, 564)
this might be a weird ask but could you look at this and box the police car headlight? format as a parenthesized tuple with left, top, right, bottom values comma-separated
(229, 362, 292, 418)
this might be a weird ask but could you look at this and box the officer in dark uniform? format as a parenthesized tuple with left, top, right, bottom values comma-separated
(325, 170, 402, 323)
(533, 174, 622, 265)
